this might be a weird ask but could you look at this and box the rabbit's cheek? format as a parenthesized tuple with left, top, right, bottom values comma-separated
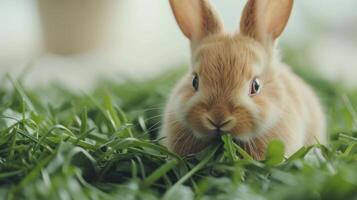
(229, 106, 256, 137)
(252, 87, 284, 136)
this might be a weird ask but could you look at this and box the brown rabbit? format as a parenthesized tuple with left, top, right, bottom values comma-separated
(159, 0, 326, 159)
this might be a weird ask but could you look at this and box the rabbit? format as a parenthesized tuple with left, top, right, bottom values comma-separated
(159, 0, 326, 160)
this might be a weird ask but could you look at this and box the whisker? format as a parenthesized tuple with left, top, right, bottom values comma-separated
(172, 127, 189, 150)
(128, 104, 167, 114)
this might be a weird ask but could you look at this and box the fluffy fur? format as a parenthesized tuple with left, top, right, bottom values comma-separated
(160, 0, 326, 159)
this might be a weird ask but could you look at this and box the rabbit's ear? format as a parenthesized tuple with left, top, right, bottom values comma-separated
(240, 0, 293, 45)
(170, 0, 223, 44)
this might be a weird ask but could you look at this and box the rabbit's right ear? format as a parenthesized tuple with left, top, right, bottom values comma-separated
(170, 0, 223, 45)
(240, 0, 293, 47)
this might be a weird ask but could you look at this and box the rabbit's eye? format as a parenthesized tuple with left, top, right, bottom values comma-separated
(250, 78, 261, 96)
(192, 73, 199, 91)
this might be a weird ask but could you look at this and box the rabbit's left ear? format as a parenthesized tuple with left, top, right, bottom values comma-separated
(169, 0, 223, 46)
(240, 0, 293, 46)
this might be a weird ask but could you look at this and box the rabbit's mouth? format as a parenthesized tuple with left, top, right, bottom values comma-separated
(191, 128, 257, 147)
(190, 128, 220, 142)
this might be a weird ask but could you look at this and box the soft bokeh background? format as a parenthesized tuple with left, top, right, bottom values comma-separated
(0, 0, 356, 90)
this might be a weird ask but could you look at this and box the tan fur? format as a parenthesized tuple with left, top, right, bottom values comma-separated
(161, 0, 326, 159)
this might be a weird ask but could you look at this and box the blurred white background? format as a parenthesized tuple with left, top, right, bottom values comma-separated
(0, 0, 356, 90)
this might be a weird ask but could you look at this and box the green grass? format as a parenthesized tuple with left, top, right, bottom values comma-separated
(0, 67, 357, 200)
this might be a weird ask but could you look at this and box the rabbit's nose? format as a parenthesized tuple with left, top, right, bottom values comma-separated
(204, 104, 235, 130)
(205, 116, 235, 132)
